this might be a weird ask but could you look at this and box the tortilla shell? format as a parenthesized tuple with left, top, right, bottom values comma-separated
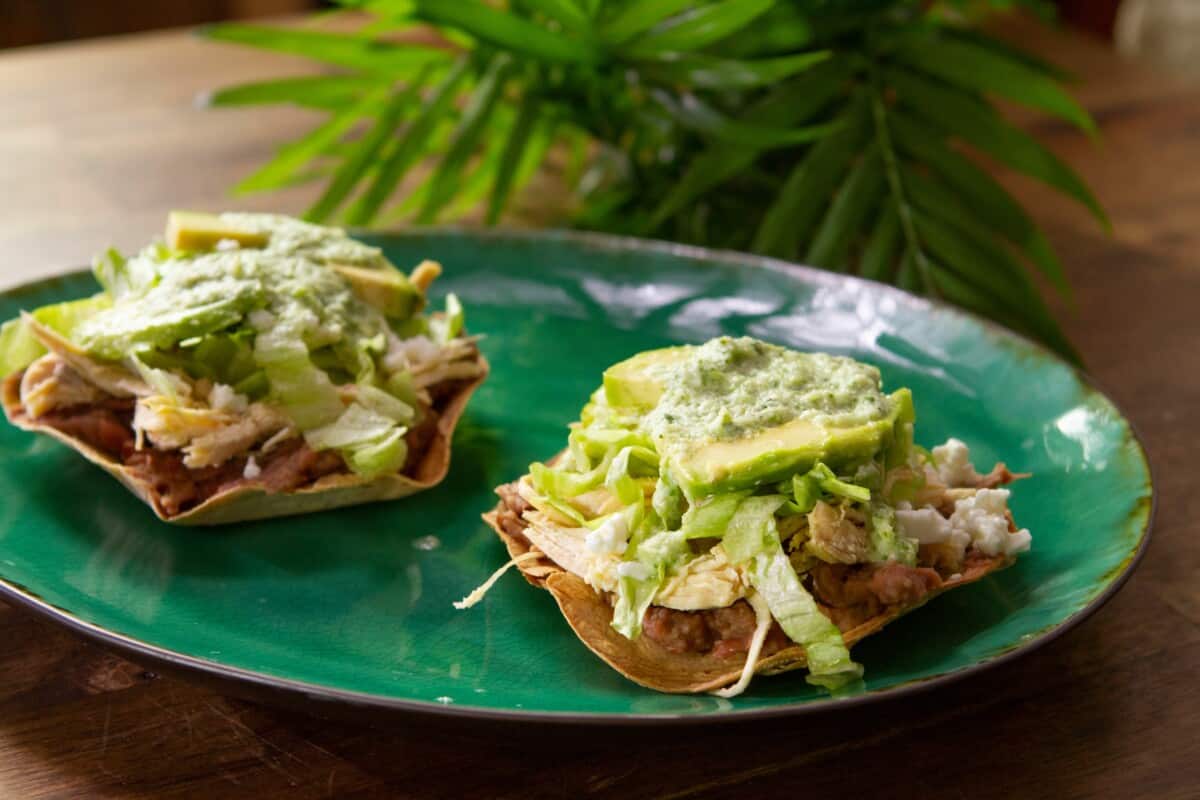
(2, 355, 488, 526)
(483, 501, 1011, 694)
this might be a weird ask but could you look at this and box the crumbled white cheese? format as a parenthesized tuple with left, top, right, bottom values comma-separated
(932, 437, 982, 487)
(616, 561, 651, 581)
(215, 238, 241, 252)
(247, 309, 276, 332)
(934, 438, 980, 486)
(243, 455, 262, 480)
(895, 507, 954, 544)
(208, 382, 248, 414)
(585, 514, 629, 555)
(949, 488, 1031, 557)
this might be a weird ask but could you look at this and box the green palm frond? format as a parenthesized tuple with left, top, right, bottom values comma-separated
(199, 0, 1100, 362)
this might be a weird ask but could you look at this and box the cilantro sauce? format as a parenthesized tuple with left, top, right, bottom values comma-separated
(641, 337, 894, 448)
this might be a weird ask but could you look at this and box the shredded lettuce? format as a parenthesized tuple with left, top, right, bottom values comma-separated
(189, 331, 259, 384)
(130, 353, 190, 400)
(651, 472, 684, 531)
(885, 388, 915, 468)
(92, 246, 159, 301)
(567, 426, 654, 468)
(611, 520, 687, 639)
(384, 368, 420, 408)
(722, 494, 863, 689)
(789, 461, 871, 514)
(429, 293, 464, 344)
(749, 548, 863, 690)
(305, 403, 396, 450)
(305, 402, 410, 478)
(343, 426, 408, 478)
(356, 383, 414, 424)
(682, 489, 753, 540)
(605, 445, 657, 507)
(254, 328, 343, 430)
(0, 294, 112, 376)
(530, 453, 611, 499)
(722, 495, 786, 562)
(0, 318, 43, 377)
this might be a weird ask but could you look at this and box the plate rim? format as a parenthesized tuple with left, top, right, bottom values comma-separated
(0, 227, 1156, 725)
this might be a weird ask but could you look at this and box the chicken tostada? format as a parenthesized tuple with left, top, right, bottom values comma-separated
(461, 336, 1029, 696)
(0, 212, 487, 524)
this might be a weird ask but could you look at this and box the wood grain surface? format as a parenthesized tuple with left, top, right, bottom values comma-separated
(1, 18, 1198, 800)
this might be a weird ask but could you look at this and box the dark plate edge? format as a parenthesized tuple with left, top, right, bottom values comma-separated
(0, 227, 1157, 726)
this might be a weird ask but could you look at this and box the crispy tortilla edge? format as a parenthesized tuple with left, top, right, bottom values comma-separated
(482, 495, 1013, 694)
(2, 353, 489, 525)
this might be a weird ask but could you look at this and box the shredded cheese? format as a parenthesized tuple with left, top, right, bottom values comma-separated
(710, 590, 773, 699)
(452, 551, 543, 610)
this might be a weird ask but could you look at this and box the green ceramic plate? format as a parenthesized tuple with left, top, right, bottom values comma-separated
(0, 230, 1153, 723)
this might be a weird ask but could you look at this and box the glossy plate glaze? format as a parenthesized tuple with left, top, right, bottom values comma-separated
(0, 230, 1153, 723)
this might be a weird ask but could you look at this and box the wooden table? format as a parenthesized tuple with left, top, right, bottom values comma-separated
(1, 19, 1198, 800)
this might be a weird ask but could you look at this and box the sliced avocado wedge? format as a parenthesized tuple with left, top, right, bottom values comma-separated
(669, 389, 912, 496)
(332, 264, 422, 320)
(165, 211, 269, 252)
(603, 346, 692, 412)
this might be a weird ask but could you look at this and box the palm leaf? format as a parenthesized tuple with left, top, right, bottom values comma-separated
(413, 0, 599, 63)
(488, 89, 542, 224)
(619, 0, 775, 57)
(234, 89, 385, 195)
(753, 96, 872, 258)
(205, 75, 383, 110)
(650, 90, 842, 148)
(912, 208, 1072, 356)
(204, 0, 1103, 360)
(942, 25, 1074, 82)
(600, 0, 695, 44)
(888, 111, 1069, 295)
(307, 73, 430, 222)
(892, 32, 1095, 134)
(418, 55, 512, 222)
(200, 24, 449, 75)
(888, 66, 1109, 229)
(859, 204, 902, 281)
(346, 57, 471, 225)
(520, 0, 590, 31)
(646, 59, 850, 230)
(806, 146, 885, 269)
(638, 50, 830, 90)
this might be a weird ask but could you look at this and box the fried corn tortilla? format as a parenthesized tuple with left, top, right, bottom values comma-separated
(459, 337, 1031, 696)
(0, 212, 488, 524)
(2, 349, 487, 525)
(484, 496, 1009, 693)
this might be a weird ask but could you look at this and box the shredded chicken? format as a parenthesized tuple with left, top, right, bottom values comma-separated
(21, 313, 149, 397)
(411, 358, 485, 390)
(183, 403, 290, 468)
(133, 396, 234, 450)
(384, 332, 484, 390)
(806, 500, 870, 564)
(18, 354, 106, 418)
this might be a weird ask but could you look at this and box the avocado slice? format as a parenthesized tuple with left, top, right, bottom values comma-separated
(670, 389, 912, 496)
(602, 346, 692, 411)
(332, 264, 422, 319)
(165, 211, 269, 252)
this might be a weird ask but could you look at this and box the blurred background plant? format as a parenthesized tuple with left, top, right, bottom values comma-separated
(27, 0, 1106, 361)
(198, 0, 1107, 361)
